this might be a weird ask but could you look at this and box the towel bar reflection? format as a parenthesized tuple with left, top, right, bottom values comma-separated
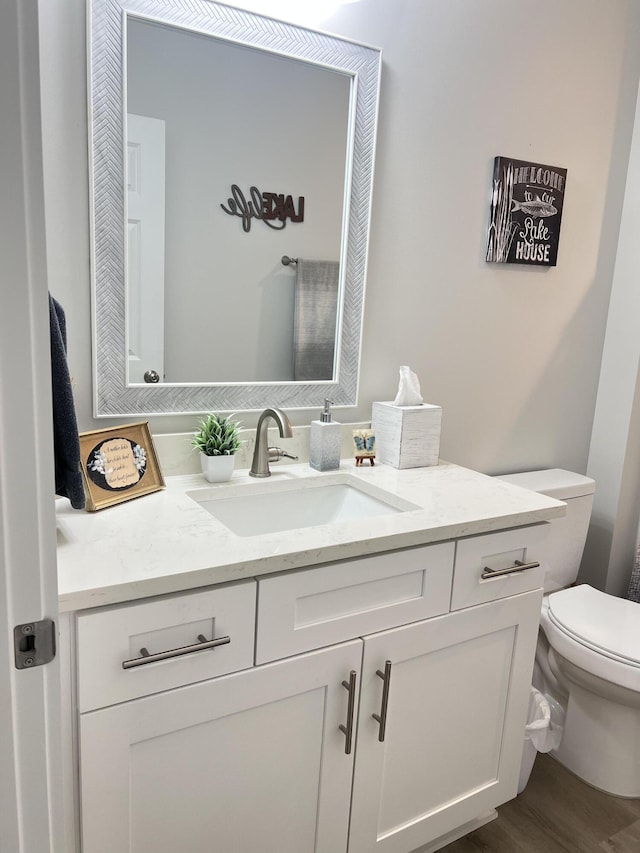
(281, 255, 298, 266)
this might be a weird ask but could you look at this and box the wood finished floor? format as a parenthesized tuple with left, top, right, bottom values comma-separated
(440, 754, 640, 853)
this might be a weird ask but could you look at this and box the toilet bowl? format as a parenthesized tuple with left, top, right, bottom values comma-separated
(541, 585, 640, 797)
(497, 469, 640, 797)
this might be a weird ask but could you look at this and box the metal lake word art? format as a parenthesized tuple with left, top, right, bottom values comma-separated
(486, 157, 567, 267)
(221, 184, 305, 233)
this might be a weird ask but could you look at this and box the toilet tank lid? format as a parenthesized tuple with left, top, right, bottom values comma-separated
(496, 469, 595, 500)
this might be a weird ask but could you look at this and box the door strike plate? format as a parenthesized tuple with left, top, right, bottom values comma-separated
(13, 619, 56, 669)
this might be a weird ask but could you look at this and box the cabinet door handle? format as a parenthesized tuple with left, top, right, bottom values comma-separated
(372, 660, 392, 742)
(338, 670, 357, 755)
(122, 633, 231, 669)
(481, 559, 540, 580)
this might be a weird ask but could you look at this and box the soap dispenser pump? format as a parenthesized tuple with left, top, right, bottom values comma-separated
(309, 399, 341, 471)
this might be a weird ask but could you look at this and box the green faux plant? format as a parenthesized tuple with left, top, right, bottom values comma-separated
(192, 413, 242, 457)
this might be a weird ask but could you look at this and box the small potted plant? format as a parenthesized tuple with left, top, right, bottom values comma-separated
(192, 413, 242, 482)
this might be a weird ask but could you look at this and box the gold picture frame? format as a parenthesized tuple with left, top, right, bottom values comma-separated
(79, 421, 165, 511)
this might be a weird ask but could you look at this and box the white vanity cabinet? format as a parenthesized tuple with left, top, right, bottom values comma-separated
(348, 590, 541, 853)
(79, 640, 362, 853)
(67, 525, 548, 853)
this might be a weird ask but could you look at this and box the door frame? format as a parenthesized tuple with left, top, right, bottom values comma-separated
(0, 0, 64, 850)
(126, 112, 166, 384)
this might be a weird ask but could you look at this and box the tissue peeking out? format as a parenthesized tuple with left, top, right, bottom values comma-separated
(393, 366, 423, 407)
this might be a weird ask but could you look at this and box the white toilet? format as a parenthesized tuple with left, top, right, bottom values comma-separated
(498, 468, 640, 798)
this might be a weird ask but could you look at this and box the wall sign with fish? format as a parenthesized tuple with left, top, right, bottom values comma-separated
(486, 156, 567, 266)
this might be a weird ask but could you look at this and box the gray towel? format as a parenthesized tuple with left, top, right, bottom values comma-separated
(627, 543, 640, 602)
(293, 259, 339, 381)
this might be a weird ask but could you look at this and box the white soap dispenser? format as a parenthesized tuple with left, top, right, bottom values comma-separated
(309, 399, 341, 471)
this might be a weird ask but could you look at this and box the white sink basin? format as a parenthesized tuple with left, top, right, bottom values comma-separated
(187, 474, 419, 537)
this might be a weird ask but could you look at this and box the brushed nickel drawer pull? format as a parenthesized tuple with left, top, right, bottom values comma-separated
(338, 670, 357, 755)
(122, 633, 231, 669)
(372, 660, 392, 742)
(481, 559, 540, 580)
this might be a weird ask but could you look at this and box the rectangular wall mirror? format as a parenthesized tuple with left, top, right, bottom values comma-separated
(89, 0, 381, 415)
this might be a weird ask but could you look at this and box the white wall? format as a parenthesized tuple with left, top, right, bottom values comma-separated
(39, 0, 640, 483)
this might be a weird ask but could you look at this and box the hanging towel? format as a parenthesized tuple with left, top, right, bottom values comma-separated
(293, 259, 339, 381)
(49, 294, 85, 510)
(627, 539, 640, 602)
(627, 506, 640, 601)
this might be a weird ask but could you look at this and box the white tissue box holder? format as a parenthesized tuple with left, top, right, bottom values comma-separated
(371, 401, 442, 469)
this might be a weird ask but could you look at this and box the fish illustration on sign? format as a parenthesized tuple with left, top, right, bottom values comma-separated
(511, 196, 558, 218)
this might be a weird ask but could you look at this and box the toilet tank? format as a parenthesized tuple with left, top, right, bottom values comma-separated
(496, 469, 595, 593)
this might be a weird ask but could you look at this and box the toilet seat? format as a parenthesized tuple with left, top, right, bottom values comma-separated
(541, 585, 640, 693)
(547, 585, 640, 665)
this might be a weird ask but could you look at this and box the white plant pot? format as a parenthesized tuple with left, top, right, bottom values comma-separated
(200, 453, 235, 483)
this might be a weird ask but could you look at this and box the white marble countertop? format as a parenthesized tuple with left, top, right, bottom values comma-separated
(55, 460, 565, 612)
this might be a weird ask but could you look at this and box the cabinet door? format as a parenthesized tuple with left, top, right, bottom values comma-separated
(349, 590, 541, 853)
(80, 641, 362, 853)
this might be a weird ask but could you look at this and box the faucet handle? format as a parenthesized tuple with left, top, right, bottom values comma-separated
(268, 447, 299, 463)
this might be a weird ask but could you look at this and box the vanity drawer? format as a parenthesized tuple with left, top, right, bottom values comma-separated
(255, 543, 454, 663)
(77, 581, 256, 712)
(451, 524, 548, 611)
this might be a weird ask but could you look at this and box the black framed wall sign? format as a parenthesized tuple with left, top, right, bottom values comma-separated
(486, 156, 567, 267)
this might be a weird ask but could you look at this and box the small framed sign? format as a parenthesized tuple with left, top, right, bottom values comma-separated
(79, 421, 164, 511)
(486, 156, 567, 266)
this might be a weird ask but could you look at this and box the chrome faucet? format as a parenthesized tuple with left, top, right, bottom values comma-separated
(249, 408, 297, 478)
